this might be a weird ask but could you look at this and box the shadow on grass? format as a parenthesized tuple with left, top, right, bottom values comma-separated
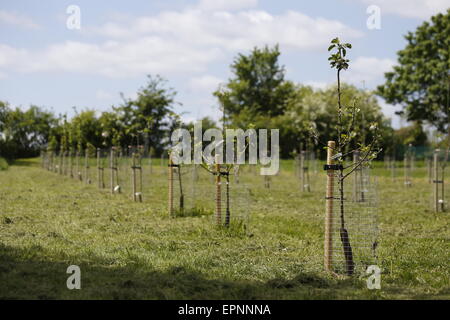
(0, 243, 367, 300)
(1, 243, 444, 300)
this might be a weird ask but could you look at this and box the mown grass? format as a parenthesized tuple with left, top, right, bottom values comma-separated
(0, 157, 448, 299)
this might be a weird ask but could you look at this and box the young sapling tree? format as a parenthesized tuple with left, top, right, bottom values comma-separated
(312, 38, 381, 275)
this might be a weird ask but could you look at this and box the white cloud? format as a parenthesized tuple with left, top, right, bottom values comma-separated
(188, 75, 223, 92)
(344, 56, 395, 87)
(0, 10, 40, 29)
(0, 1, 362, 79)
(196, 0, 258, 11)
(356, 0, 449, 19)
(91, 9, 363, 52)
(0, 39, 223, 78)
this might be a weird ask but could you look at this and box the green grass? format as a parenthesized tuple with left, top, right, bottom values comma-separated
(0, 157, 448, 299)
(0, 157, 9, 171)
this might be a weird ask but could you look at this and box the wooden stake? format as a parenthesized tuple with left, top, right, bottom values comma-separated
(139, 152, 143, 202)
(168, 153, 174, 217)
(325, 141, 335, 272)
(441, 162, 445, 212)
(59, 152, 63, 175)
(97, 148, 104, 189)
(62, 151, 67, 175)
(177, 163, 184, 213)
(131, 152, 142, 202)
(76, 151, 82, 181)
(69, 151, 73, 178)
(110, 148, 114, 194)
(84, 149, 90, 184)
(391, 158, 396, 182)
(132, 152, 137, 201)
(97, 148, 100, 187)
(404, 155, 411, 187)
(65, 151, 69, 175)
(55, 152, 58, 172)
(351, 152, 356, 203)
(234, 165, 239, 184)
(149, 157, 153, 175)
(116, 150, 121, 193)
(50, 152, 54, 171)
(300, 150, 305, 191)
(301, 150, 311, 192)
(215, 154, 222, 226)
(264, 175, 270, 188)
(434, 149, 439, 213)
(305, 161, 311, 192)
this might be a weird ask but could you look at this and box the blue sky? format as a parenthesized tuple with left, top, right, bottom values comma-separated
(0, 0, 448, 127)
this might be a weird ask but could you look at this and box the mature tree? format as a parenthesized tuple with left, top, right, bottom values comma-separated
(285, 84, 392, 158)
(98, 111, 124, 148)
(70, 109, 102, 151)
(0, 102, 58, 158)
(184, 116, 217, 132)
(214, 45, 296, 124)
(212, 43, 394, 158)
(116, 75, 179, 155)
(387, 122, 429, 160)
(394, 122, 428, 146)
(377, 9, 450, 133)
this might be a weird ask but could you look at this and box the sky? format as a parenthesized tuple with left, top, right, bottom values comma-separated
(0, 0, 449, 128)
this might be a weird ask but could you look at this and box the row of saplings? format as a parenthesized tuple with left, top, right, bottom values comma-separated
(40, 38, 448, 277)
(41, 145, 144, 200)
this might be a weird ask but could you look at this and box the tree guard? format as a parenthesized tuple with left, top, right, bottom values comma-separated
(324, 141, 379, 276)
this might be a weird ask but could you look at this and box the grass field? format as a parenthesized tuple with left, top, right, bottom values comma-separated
(0, 158, 448, 299)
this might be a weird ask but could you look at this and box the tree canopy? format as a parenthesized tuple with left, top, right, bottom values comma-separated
(0, 102, 57, 159)
(214, 45, 296, 123)
(377, 9, 450, 133)
(115, 75, 179, 155)
(0, 75, 180, 159)
(284, 83, 392, 157)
